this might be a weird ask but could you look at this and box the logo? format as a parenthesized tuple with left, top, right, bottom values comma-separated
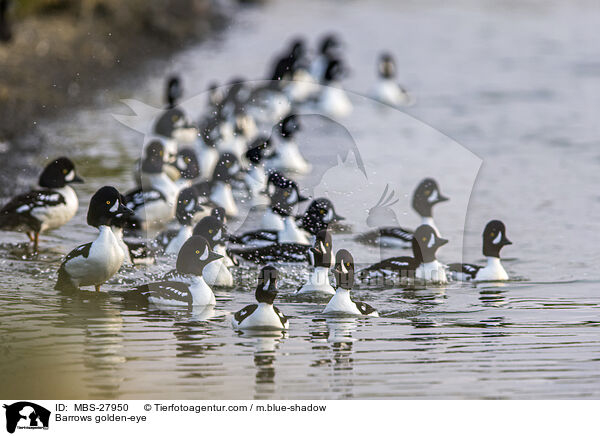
(3, 402, 50, 434)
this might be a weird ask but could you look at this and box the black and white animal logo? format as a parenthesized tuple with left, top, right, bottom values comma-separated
(3, 402, 50, 434)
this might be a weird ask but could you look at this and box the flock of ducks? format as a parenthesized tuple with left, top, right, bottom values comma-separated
(0, 34, 513, 332)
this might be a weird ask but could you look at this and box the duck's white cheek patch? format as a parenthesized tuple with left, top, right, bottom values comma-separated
(263, 278, 271, 291)
(65, 170, 75, 182)
(215, 229, 222, 240)
(185, 200, 195, 212)
(177, 156, 186, 169)
(493, 231, 502, 245)
(288, 190, 298, 203)
(319, 241, 326, 253)
(109, 200, 119, 213)
(428, 190, 439, 203)
(325, 209, 333, 221)
(341, 263, 348, 274)
(428, 233, 435, 248)
(200, 246, 209, 261)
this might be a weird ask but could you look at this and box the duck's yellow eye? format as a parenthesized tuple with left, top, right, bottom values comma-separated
(320, 209, 325, 214)
(106, 201, 111, 205)
(325, 243, 329, 247)
(225, 162, 232, 168)
(425, 190, 431, 195)
(490, 232, 495, 237)
(209, 229, 213, 234)
(183, 199, 189, 204)
(346, 262, 350, 267)
(172, 115, 179, 122)
(62, 169, 68, 174)
(422, 237, 427, 242)
(195, 250, 200, 254)
(185, 157, 191, 163)
(159, 150, 164, 156)
(284, 191, 289, 197)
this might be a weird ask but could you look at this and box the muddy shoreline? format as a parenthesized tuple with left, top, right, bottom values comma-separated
(0, 0, 236, 196)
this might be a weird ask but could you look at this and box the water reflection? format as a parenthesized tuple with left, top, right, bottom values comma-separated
(245, 332, 285, 399)
(327, 318, 356, 398)
(55, 293, 125, 399)
(479, 287, 508, 307)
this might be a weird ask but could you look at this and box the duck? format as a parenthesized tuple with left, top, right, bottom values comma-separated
(209, 152, 242, 217)
(371, 53, 414, 107)
(243, 136, 272, 207)
(317, 58, 352, 118)
(231, 182, 310, 247)
(448, 220, 512, 281)
(231, 265, 289, 331)
(295, 230, 335, 296)
(132, 137, 179, 186)
(356, 178, 449, 247)
(0, 157, 84, 252)
(323, 249, 379, 316)
(228, 201, 313, 264)
(310, 34, 342, 83)
(55, 186, 133, 292)
(154, 76, 199, 147)
(192, 216, 234, 287)
(154, 187, 205, 255)
(266, 114, 311, 174)
(126, 236, 221, 307)
(172, 147, 200, 188)
(296, 197, 345, 236)
(358, 224, 449, 285)
(215, 117, 248, 163)
(123, 141, 180, 231)
(259, 171, 308, 232)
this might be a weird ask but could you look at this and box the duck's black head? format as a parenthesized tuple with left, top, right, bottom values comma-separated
(141, 141, 165, 174)
(166, 75, 182, 109)
(265, 170, 290, 195)
(300, 198, 344, 235)
(324, 58, 345, 83)
(87, 186, 133, 228)
(311, 230, 334, 268)
(175, 148, 200, 180)
(482, 220, 512, 258)
(255, 265, 279, 305)
(378, 53, 396, 79)
(306, 198, 344, 224)
(289, 38, 306, 61)
(176, 235, 223, 276)
(212, 152, 241, 183)
(245, 136, 271, 164)
(39, 157, 84, 189)
(412, 178, 449, 218)
(193, 216, 226, 248)
(154, 107, 187, 138)
(333, 249, 355, 290)
(175, 187, 204, 226)
(280, 114, 300, 138)
(270, 180, 307, 213)
(412, 224, 448, 263)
